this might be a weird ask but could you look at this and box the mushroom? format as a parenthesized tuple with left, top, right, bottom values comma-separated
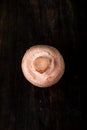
(21, 45, 65, 87)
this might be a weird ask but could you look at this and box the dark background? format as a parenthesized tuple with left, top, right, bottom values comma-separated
(0, 0, 85, 130)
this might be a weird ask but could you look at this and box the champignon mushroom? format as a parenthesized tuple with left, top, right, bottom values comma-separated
(21, 45, 65, 87)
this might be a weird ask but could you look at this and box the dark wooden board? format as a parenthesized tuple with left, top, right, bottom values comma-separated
(0, 0, 84, 130)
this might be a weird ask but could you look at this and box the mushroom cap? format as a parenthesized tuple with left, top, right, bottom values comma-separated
(21, 45, 65, 88)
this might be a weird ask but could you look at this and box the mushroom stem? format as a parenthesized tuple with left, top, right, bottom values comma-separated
(33, 56, 50, 73)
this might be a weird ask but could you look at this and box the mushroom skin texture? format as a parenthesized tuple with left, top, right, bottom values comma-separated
(21, 45, 65, 88)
